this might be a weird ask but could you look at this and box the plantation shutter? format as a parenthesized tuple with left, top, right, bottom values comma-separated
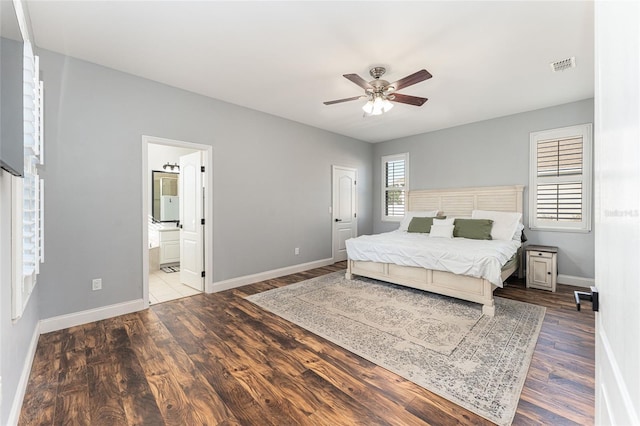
(383, 154, 408, 219)
(13, 41, 44, 320)
(23, 43, 40, 276)
(536, 137, 583, 222)
(529, 124, 592, 232)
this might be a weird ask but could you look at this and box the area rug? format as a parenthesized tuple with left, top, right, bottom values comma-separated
(245, 271, 545, 426)
(161, 265, 180, 273)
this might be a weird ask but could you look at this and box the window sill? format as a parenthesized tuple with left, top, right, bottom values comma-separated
(529, 226, 591, 233)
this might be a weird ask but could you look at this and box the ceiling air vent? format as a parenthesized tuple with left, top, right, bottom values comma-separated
(550, 57, 576, 72)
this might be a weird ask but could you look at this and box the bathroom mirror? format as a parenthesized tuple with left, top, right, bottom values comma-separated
(152, 170, 179, 222)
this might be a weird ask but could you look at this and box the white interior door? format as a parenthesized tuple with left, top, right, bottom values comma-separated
(179, 151, 204, 291)
(594, 2, 640, 424)
(332, 166, 357, 262)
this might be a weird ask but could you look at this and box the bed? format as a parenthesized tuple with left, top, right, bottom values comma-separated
(345, 185, 524, 316)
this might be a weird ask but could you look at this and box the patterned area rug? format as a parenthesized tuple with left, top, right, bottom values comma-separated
(246, 271, 545, 426)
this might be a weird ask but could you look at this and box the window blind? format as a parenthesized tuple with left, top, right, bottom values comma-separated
(536, 182, 582, 221)
(23, 42, 40, 276)
(384, 158, 406, 217)
(535, 136, 583, 223)
(385, 190, 405, 217)
(537, 137, 583, 177)
(385, 159, 405, 187)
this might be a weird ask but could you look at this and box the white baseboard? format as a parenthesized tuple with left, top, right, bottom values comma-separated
(212, 257, 335, 293)
(557, 274, 594, 288)
(39, 299, 145, 334)
(7, 321, 41, 426)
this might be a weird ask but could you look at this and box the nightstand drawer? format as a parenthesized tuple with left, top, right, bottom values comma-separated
(530, 251, 553, 259)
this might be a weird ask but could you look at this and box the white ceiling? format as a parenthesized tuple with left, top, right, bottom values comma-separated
(22, 1, 594, 143)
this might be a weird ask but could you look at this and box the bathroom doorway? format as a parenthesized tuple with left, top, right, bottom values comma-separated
(142, 136, 213, 306)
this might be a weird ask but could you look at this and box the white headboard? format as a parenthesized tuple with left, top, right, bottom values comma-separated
(407, 185, 524, 217)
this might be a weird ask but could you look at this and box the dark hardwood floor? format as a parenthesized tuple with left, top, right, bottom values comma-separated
(19, 262, 595, 425)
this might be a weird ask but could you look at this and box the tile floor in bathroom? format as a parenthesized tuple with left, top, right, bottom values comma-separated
(149, 268, 201, 304)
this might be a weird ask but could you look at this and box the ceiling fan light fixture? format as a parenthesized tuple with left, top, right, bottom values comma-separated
(363, 94, 393, 115)
(382, 98, 394, 112)
(362, 98, 375, 114)
(372, 96, 385, 115)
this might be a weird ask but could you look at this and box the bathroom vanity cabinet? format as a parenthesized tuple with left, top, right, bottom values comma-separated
(159, 229, 180, 265)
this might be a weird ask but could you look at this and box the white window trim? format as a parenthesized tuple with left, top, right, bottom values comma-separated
(12, 40, 44, 320)
(381, 152, 409, 222)
(529, 123, 592, 232)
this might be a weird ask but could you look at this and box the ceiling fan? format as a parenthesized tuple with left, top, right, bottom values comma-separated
(324, 66, 432, 115)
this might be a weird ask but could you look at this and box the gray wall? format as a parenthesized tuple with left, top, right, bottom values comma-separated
(0, 171, 41, 426)
(373, 99, 595, 279)
(37, 49, 373, 319)
(0, 37, 24, 176)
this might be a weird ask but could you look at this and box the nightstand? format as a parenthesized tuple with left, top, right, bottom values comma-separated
(525, 245, 558, 292)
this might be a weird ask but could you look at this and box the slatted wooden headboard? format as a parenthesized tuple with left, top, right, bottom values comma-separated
(407, 185, 524, 217)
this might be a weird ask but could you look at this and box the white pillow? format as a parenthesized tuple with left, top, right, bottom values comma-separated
(433, 217, 455, 226)
(471, 210, 522, 241)
(513, 222, 525, 241)
(398, 210, 439, 231)
(429, 224, 454, 238)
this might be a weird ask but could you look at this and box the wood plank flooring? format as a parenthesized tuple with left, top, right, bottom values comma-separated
(19, 262, 595, 425)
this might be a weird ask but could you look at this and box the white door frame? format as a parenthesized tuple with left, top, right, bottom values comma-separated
(331, 165, 357, 262)
(141, 135, 213, 307)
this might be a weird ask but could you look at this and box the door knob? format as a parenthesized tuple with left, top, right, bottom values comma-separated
(335, 218, 342, 222)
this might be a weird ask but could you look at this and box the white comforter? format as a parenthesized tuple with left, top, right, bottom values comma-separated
(345, 231, 521, 287)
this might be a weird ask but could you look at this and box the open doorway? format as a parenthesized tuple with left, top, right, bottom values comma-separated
(142, 136, 213, 307)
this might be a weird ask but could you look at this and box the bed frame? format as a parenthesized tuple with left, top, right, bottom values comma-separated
(346, 185, 524, 316)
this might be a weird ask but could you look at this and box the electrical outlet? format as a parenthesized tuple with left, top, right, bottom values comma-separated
(92, 278, 102, 291)
(294, 247, 300, 255)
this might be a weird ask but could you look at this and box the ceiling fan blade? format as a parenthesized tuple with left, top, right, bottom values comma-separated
(390, 69, 432, 91)
(343, 74, 373, 89)
(323, 95, 364, 105)
(390, 93, 428, 106)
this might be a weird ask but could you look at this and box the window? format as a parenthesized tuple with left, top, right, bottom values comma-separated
(382, 153, 409, 221)
(529, 124, 592, 232)
(12, 40, 44, 320)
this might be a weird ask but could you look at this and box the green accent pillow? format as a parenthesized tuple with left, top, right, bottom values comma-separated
(407, 217, 435, 233)
(453, 219, 494, 240)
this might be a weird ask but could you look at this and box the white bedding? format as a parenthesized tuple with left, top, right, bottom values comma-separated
(345, 230, 521, 287)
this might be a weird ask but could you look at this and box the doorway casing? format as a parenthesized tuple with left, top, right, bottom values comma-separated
(141, 135, 214, 307)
